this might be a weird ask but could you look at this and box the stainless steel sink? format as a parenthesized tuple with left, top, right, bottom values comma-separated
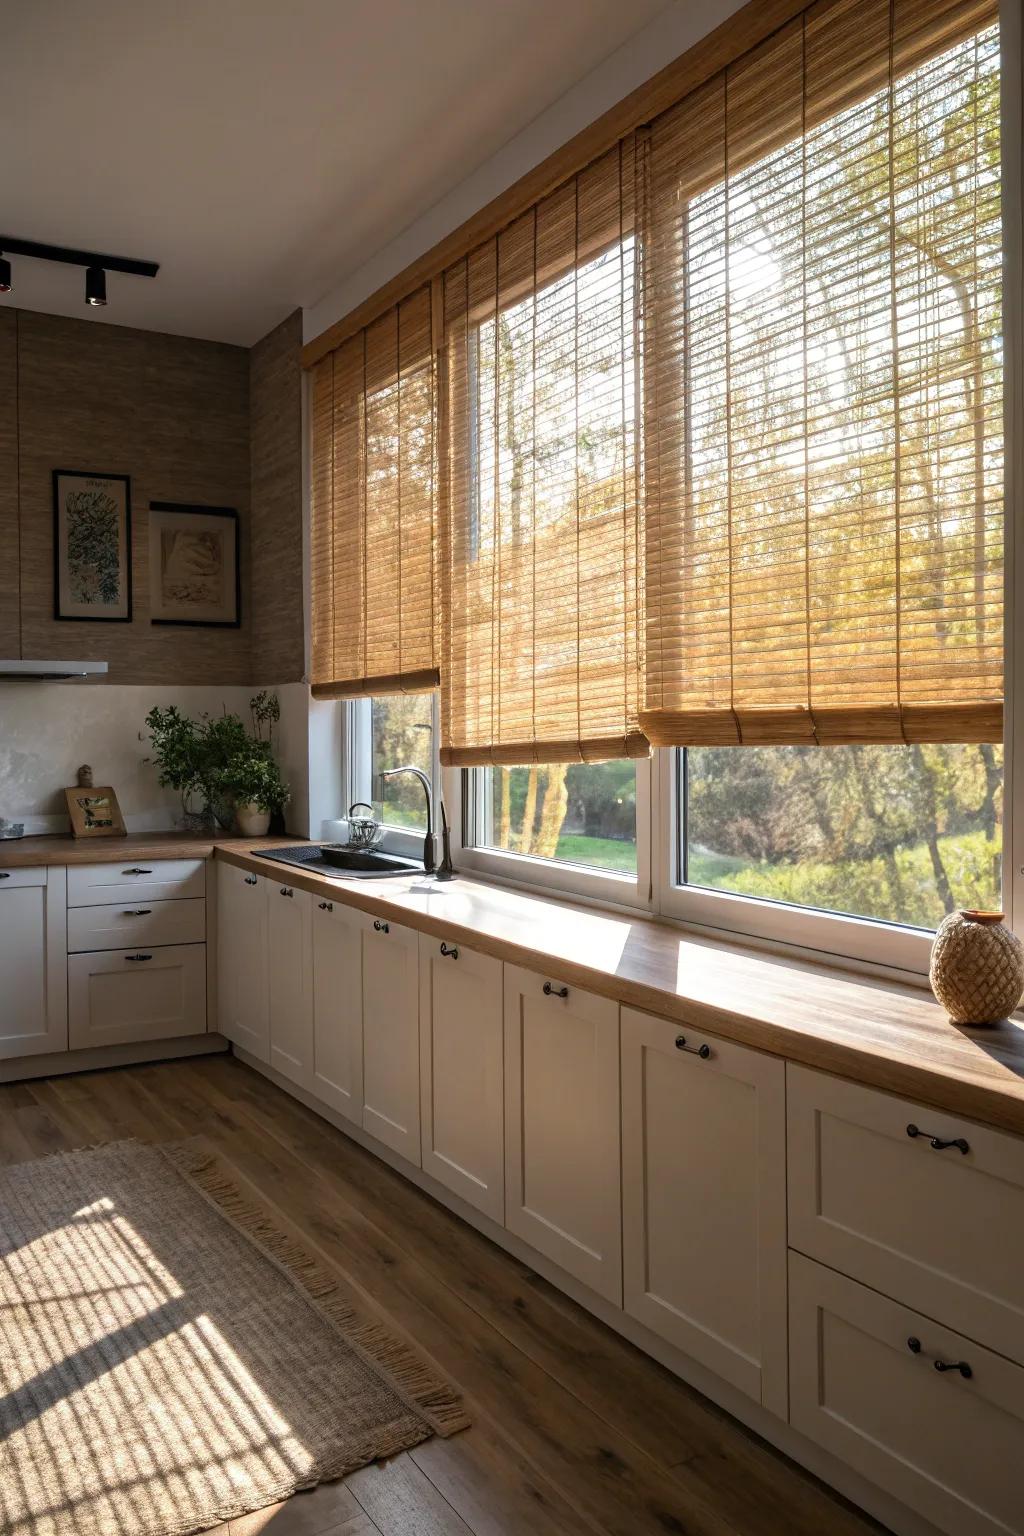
(253, 845, 423, 879)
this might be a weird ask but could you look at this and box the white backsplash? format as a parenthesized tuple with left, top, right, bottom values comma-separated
(0, 683, 259, 834)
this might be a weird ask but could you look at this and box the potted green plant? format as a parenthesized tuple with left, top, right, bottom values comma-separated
(226, 746, 290, 836)
(144, 696, 288, 835)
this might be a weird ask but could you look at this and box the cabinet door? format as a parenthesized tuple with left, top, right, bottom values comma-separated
(267, 882, 313, 1089)
(68, 944, 205, 1048)
(312, 897, 363, 1124)
(790, 1252, 1024, 1536)
(419, 934, 503, 1220)
(621, 1006, 788, 1415)
(361, 916, 420, 1164)
(0, 867, 67, 1059)
(503, 963, 621, 1303)
(216, 864, 269, 1062)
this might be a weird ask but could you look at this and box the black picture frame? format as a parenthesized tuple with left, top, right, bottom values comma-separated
(148, 501, 241, 629)
(52, 469, 133, 623)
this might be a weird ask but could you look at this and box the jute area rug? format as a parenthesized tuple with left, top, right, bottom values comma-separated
(0, 1139, 468, 1536)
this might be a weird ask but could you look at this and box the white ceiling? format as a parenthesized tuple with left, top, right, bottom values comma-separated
(0, 0, 673, 347)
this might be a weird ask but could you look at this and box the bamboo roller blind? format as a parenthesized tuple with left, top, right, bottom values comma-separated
(439, 139, 647, 766)
(639, 0, 1003, 747)
(307, 0, 1002, 756)
(309, 286, 438, 698)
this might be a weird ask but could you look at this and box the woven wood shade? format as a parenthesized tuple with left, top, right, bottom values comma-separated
(439, 140, 648, 767)
(638, 0, 1002, 747)
(310, 287, 438, 699)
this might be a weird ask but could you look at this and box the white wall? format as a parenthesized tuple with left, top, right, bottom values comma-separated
(304, 0, 745, 343)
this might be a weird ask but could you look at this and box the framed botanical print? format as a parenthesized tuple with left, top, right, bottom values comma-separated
(64, 785, 127, 839)
(53, 470, 132, 621)
(148, 502, 240, 627)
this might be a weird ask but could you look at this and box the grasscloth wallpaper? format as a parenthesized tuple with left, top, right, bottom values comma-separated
(0, 306, 303, 686)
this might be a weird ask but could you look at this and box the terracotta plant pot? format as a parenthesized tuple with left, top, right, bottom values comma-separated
(929, 910, 1024, 1025)
(236, 802, 271, 838)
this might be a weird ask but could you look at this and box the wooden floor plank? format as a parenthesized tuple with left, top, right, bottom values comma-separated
(7, 1055, 886, 1536)
(345, 1453, 475, 1536)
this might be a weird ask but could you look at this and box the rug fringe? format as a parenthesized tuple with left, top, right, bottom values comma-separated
(159, 1141, 470, 1440)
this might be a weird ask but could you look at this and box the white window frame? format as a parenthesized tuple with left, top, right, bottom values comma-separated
(447, 757, 653, 912)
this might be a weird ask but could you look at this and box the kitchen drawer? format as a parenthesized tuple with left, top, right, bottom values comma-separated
(67, 858, 205, 907)
(67, 897, 206, 953)
(788, 1064, 1024, 1364)
(68, 943, 206, 1048)
(789, 1253, 1024, 1536)
(0, 865, 48, 888)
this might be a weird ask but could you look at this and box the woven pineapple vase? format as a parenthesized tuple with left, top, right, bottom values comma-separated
(929, 910, 1024, 1025)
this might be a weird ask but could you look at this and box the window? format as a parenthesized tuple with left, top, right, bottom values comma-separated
(345, 693, 439, 848)
(468, 761, 638, 876)
(680, 744, 1003, 929)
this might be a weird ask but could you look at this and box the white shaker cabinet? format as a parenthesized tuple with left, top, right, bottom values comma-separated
(620, 1006, 788, 1414)
(419, 933, 504, 1220)
(503, 963, 621, 1303)
(0, 867, 67, 1059)
(311, 895, 363, 1125)
(68, 943, 206, 1048)
(361, 914, 420, 1163)
(216, 863, 270, 1062)
(267, 879, 313, 1090)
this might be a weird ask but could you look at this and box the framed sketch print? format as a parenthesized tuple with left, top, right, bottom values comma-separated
(53, 470, 132, 621)
(149, 501, 240, 627)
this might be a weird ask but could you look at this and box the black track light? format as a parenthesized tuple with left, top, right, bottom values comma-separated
(0, 255, 10, 294)
(84, 266, 107, 307)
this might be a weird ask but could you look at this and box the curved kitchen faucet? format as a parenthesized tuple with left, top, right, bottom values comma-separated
(380, 765, 435, 874)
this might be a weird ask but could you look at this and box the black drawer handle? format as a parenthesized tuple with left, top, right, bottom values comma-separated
(0, 872, 9, 879)
(122, 908, 152, 916)
(318, 900, 333, 911)
(123, 867, 153, 876)
(907, 1337, 972, 1379)
(907, 1124, 969, 1155)
(543, 981, 569, 998)
(675, 1034, 712, 1059)
(374, 919, 389, 933)
(125, 953, 152, 963)
(279, 886, 293, 897)
(440, 942, 459, 959)
(244, 874, 258, 885)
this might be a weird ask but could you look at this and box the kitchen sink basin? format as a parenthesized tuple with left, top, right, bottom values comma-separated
(253, 845, 424, 879)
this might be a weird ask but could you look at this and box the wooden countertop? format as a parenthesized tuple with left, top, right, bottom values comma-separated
(0, 831, 263, 867)
(216, 840, 1024, 1138)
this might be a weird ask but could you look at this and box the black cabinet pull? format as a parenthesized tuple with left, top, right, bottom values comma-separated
(374, 919, 389, 933)
(907, 1337, 972, 1379)
(0, 872, 9, 879)
(126, 953, 152, 963)
(440, 942, 459, 959)
(318, 900, 333, 911)
(244, 874, 258, 886)
(907, 1124, 969, 1155)
(543, 981, 569, 998)
(279, 886, 293, 897)
(123, 867, 153, 876)
(675, 1034, 712, 1060)
(122, 908, 152, 916)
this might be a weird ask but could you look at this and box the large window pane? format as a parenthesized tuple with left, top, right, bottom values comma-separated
(370, 694, 433, 830)
(684, 744, 1003, 929)
(477, 762, 637, 875)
